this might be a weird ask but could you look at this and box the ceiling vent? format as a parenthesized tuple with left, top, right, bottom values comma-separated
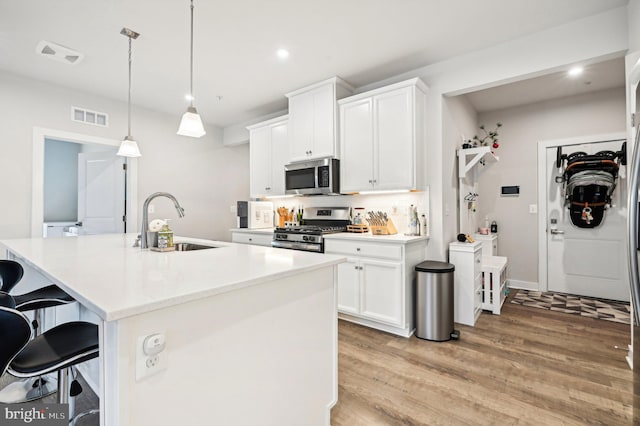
(35, 40, 84, 65)
(71, 106, 108, 127)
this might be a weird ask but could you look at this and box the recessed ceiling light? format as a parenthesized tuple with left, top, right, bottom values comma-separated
(185, 94, 194, 101)
(276, 48, 289, 60)
(568, 66, 584, 77)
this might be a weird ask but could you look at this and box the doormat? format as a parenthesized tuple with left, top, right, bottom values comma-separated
(510, 289, 630, 325)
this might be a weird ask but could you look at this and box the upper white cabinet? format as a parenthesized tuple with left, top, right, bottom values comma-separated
(286, 77, 353, 162)
(247, 115, 288, 198)
(339, 78, 427, 193)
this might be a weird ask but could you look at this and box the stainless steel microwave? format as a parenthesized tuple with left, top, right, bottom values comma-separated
(284, 158, 340, 195)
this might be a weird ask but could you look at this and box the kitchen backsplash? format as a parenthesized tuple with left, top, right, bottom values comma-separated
(262, 188, 430, 236)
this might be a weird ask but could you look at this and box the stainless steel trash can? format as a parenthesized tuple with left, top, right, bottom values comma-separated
(415, 261, 459, 341)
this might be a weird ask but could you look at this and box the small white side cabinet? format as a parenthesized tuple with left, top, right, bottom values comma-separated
(231, 230, 273, 247)
(286, 77, 353, 162)
(449, 241, 482, 327)
(338, 78, 427, 193)
(473, 233, 498, 256)
(247, 116, 288, 198)
(325, 236, 426, 337)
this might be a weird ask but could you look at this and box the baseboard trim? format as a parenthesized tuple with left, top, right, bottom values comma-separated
(508, 279, 539, 291)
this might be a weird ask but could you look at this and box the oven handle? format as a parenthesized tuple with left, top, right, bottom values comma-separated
(271, 241, 323, 252)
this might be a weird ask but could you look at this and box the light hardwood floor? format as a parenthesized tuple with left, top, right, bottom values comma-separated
(331, 299, 633, 425)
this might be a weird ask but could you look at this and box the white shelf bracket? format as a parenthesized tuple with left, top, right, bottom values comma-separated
(457, 146, 499, 178)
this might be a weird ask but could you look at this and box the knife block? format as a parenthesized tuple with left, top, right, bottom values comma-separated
(368, 218, 397, 235)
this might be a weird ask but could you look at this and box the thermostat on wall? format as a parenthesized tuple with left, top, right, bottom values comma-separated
(501, 186, 520, 196)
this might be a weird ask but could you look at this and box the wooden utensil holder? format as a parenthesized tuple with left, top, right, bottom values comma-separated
(347, 224, 370, 233)
(368, 218, 397, 235)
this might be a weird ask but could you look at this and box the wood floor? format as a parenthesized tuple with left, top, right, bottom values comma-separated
(331, 298, 633, 425)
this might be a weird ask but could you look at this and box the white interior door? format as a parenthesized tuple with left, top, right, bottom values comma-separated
(546, 140, 628, 301)
(77, 151, 126, 235)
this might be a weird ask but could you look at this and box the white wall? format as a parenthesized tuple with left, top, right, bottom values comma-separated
(475, 87, 625, 285)
(629, 0, 640, 53)
(0, 70, 249, 241)
(43, 139, 81, 222)
(442, 96, 478, 240)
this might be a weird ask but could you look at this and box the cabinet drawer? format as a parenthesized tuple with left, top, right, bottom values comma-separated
(325, 239, 402, 260)
(231, 233, 273, 247)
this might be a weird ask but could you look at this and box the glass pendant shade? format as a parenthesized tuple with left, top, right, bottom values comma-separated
(117, 136, 141, 157)
(177, 106, 206, 137)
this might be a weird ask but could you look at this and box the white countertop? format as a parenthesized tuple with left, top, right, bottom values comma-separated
(230, 227, 428, 244)
(1, 234, 344, 321)
(323, 232, 428, 244)
(230, 228, 275, 234)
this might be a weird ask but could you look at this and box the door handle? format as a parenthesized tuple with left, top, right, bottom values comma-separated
(550, 229, 564, 234)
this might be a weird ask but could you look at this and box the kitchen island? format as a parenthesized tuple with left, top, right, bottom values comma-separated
(1, 234, 345, 426)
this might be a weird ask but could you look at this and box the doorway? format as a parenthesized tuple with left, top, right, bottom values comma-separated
(537, 133, 629, 301)
(43, 139, 125, 237)
(31, 127, 138, 238)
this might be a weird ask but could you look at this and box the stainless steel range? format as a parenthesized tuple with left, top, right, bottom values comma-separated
(272, 207, 350, 253)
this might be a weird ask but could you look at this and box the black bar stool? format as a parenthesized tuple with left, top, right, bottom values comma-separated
(0, 260, 75, 401)
(0, 292, 99, 424)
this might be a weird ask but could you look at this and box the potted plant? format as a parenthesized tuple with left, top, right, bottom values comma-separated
(465, 122, 502, 149)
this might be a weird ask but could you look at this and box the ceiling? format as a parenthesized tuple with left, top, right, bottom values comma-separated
(0, 0, 629, 128)
(464, 57, 626, 113)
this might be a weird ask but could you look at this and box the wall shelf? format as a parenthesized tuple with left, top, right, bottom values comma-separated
(457, 146, 499, 178)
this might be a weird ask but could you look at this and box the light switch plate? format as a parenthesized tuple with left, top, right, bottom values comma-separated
(529, 204, 538, 214)
(135, 332, 167, 381)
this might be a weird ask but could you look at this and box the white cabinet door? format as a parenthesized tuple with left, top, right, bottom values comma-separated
(288, 92, 315, 162)
(374, 86, 414, 190)
(288, 82, 338, 162)
(269, 122, 288, 195)
(311, 83, 335, 159)
(249, 126, 272, 198)
(360, 259, 403, 326)
(340, 97, 374, 192)
(336, 258, 360, 315)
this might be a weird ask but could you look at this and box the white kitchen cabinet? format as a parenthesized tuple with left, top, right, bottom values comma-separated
(247, 115, 288, 198)
(286, 77, 353, 162)
(449, 241, 482, 326)
(360, 259, 403, 325)
(231, 230, 274, 247)
(325, 235, 426, 337)
(339, 78, 427, 193)
(336, 259, 360, 314)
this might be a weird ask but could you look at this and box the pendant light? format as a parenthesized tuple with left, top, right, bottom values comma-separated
(177, 0, 206, 137)
(117, 28, 142, 157)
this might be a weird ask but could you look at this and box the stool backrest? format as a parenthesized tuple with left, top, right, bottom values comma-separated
(0, 260, 24, 293)
(0, 293, 32, 378)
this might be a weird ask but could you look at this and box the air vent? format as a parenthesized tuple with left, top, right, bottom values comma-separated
(35, 40, 84, 65)
(71, 106, 108, 127)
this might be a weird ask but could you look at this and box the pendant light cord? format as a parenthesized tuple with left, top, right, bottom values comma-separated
(189, 0, 194, 108)
(127, 36, 132, 137)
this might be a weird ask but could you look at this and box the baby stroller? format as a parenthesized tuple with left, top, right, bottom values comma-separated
(555, 142, 626, 228)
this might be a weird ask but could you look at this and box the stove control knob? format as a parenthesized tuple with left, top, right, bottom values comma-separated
(302, 236, 309, 242)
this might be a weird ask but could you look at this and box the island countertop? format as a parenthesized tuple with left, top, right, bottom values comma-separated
(0, 234, 345, 322)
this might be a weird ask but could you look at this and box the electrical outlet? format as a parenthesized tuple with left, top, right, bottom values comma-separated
(148, 204, 155, 214)
(529, 204, 538, 214)
(136, 332, 167, 381)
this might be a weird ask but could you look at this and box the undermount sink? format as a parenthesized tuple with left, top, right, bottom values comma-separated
(173, 242, 218, 251)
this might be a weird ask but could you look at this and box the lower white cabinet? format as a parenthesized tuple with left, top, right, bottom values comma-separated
(231, 230, 273, 247)
(326, 236, 426, 337)
(449, 241, 482, 326)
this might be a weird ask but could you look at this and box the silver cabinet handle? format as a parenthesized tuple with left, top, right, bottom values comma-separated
(550, 229, 565, 234)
